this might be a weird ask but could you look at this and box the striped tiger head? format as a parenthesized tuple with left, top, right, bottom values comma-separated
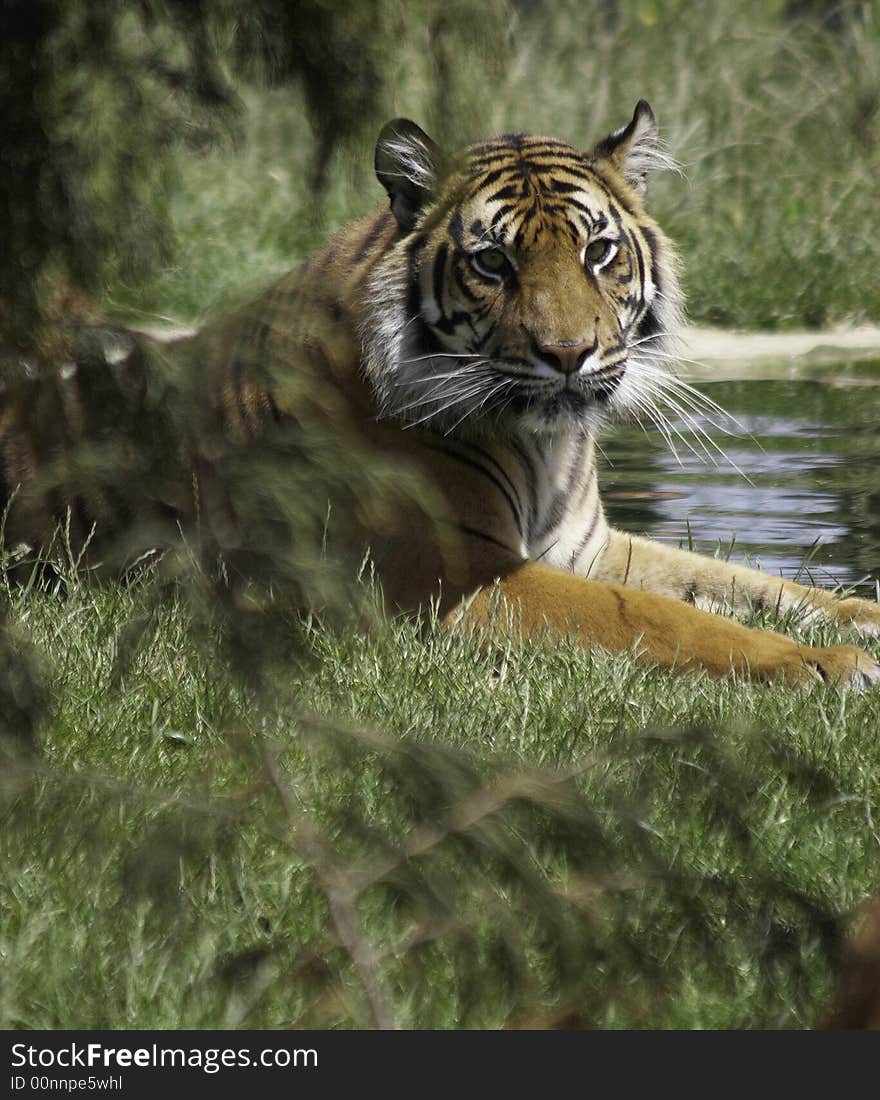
(363, 102, 682, 438)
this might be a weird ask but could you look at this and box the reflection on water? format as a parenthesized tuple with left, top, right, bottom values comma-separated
(600, 366, 880, 595)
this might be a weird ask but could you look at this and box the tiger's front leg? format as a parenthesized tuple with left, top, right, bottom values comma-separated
(593, 529, 880, 638)
(450, 563, 880, 687)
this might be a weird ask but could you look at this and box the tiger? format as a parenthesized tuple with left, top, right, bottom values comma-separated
(4, 101, 880, 686)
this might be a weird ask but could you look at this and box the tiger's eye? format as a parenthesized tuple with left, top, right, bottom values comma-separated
(585, 239, 614, 266)
(472, 247, 510, 277)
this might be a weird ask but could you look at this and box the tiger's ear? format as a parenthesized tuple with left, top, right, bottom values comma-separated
(375, 118, 443, 230)
(590, 100, 672, 193)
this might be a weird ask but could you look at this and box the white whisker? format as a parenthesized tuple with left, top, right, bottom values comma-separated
(402, 376, 503, 429)
(392, 363, 491, 389)
(626, 330, 679, 349)
(630, 375, 756, 484)
(397, 376, 494, 418)
(629, 357, 762, 465)
(443, 378, 513, 434)
(400, 351, 488, 365)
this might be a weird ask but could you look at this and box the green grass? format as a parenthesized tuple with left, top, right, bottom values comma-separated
(3, 566, 880, 1029)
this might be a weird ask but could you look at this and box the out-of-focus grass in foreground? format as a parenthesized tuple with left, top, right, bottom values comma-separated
(2, 564, 879, 1029)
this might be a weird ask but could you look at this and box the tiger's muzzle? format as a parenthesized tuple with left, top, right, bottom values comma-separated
(535, 336, 599, 376)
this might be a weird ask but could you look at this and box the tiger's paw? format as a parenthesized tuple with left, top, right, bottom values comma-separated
(800, 644, 880, 690)
(832, 596, 880, 638)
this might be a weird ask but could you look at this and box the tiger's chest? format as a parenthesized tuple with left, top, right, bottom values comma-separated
(426, 430, 609, 576)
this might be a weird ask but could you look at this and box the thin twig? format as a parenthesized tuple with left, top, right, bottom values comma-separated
(257, 733, 397, 1030)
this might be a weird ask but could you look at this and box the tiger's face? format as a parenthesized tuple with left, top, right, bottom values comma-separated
(364, 102, 682, 438)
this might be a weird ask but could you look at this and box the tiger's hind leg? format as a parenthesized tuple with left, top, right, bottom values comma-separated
(592, 529, 880, 637)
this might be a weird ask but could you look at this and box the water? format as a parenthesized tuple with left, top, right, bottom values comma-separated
(600, 366, 880, 596)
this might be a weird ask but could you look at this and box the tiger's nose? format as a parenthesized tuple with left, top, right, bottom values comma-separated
(538, 337, 598, 375)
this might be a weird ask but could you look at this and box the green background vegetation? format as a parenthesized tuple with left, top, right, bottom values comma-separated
(109, 0, 880, 331)
(2, 0, 880, 1030)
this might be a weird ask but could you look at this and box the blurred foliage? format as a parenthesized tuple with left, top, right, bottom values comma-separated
(0, 0, 514, 697)
(0, 318, 448, 698)
(232, 0, 389, 191)
(7, 0, 877, 339)
(0, 0, 233, 347)
(0, 0, 511, 348)
(0, 615, 45, 766)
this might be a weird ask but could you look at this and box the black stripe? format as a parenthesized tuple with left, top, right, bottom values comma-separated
(490, 203, 517, 228)
(534, 492, 567, 542)
(550, 178, 588, 194)
(640, 225, 658, 256)
(564, 197, 598, 220)
(509, 437, 539, 534)
(629, 229, 646, 306)
(639, 225, 663, 296)
(452, 261, 480, 303)
(570, 505, 602, 568)
(434, 307, 476, 336)
(574, 461, 597, 511)
(474, 167, 512, 190)
(561, 219, 581, 247)
(637, 307, 662, 340)
(406, 274, 422, 322)
(435, 444, 525, 539)
(467, 151, 515, 171)
(353, 209, 393, 263)
(584, 165, 637, 218)
(458, 524, 522, 557)
(486, 183, 521, 203)
(512, 138, 580, 153)
(534, 201, 575, 219)
(457, 441, 526, 522)
(567, 434, 588, 494)
(510, 159, 591, 177)
(406, 231, 428, 257)
(417, 318, 447, 354)
(432, 243, 448, 317)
